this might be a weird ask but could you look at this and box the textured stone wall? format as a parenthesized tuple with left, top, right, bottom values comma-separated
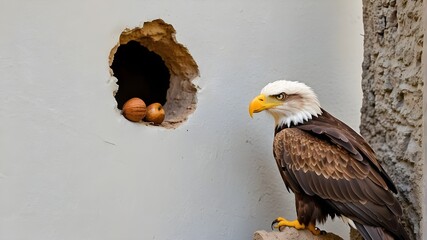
(253, 229, 342, 240)
(359, 0, 423, 239)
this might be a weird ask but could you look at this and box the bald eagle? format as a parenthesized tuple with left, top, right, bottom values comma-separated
(249, 80, 409, 240)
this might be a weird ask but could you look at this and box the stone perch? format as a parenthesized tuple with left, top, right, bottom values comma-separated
(253, 228, 343, 240)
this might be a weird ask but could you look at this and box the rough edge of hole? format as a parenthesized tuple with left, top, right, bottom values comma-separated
(108, 19, 200, 129)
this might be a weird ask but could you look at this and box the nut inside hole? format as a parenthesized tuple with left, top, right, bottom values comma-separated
(111, 41, 170, 109)
(109, 19, 199, 128)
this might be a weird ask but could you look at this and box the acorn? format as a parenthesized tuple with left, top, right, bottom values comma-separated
(122, 98, 146, 122)
(145, 103, 165, 125)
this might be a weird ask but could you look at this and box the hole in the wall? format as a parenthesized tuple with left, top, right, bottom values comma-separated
(109, 19, 199, 129)
(112, 41, 170, 109)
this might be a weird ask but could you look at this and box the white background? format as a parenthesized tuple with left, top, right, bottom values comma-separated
(0, 1, 363, 239)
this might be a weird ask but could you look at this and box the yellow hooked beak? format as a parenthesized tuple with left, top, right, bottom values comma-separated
(249, 94, 282, 118)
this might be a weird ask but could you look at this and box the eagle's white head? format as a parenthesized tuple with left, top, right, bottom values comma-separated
(249, 80, 322, 127)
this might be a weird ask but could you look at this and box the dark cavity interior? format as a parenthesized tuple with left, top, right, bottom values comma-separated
(111, 40, 170, 109)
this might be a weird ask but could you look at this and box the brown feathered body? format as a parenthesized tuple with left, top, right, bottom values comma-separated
(273, 109, 409, 240)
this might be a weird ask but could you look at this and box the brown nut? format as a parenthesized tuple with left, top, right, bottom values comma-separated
(122, 98, 146, 122)
(145, 103, 165, 125)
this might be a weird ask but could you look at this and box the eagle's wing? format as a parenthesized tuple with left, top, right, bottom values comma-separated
(274, 127, 404, 235)
(296, 109, 397, 193)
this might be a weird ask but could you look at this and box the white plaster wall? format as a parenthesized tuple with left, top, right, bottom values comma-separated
(0, 1, 363, 240)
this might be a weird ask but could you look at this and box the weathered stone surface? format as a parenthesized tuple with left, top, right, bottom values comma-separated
(253, 229, 343, 240)
(360, 0, 423, 239)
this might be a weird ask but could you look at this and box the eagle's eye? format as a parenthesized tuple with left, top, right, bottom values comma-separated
(275, 93, 286, 100)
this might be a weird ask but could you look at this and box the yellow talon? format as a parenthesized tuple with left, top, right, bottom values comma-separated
(307, 223, 321, 235)
(271, 217, 326, 235)
(277, 219, 305, 230)
(272, 217, 305, 231)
